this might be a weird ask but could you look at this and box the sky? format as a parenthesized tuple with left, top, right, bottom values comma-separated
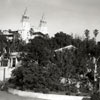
(0, 0, 100, 40)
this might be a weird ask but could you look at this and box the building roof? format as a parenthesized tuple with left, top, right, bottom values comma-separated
(54, 45, 76, 52)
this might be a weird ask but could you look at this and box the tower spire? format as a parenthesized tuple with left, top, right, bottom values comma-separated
(20, 7, 30, 42)
(21, 7, 28, 22)
(38, 13, 48, 34)
(41, 13, 45, 21)
(23, 7, 27, 16)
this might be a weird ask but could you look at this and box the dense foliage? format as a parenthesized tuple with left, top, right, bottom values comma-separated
(9, 30, 100, 93)
(0, 31, 8, 55)
(91, 92, 100, 100)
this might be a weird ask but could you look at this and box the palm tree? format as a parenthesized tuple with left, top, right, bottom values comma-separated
(84, 29, 90, 39)
(93, 29, 99, 43)
(93, 29, 99, 91)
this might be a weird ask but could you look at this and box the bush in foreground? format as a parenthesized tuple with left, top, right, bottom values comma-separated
(9, 60, 64, 93)
(0, 80, 9, 91)
(90, 92, 100, 100)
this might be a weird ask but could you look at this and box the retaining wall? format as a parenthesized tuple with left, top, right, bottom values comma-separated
(8, 88, 90, 100)
(0, 67, 13, 81)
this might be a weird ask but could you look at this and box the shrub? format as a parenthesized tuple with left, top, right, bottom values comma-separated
(9, 61, 62, 93)
(0, 80, 9, 91)
(91, 92, 100, 100)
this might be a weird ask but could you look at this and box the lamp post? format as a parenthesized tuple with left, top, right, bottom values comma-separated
(93, 57, 97, 92)
(92, 29, 99, 92)
(93, 49, 100, 92)
(3, 68, 5, 82)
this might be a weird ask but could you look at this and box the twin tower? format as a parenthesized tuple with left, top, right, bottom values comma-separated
(21, 8, 48, 42)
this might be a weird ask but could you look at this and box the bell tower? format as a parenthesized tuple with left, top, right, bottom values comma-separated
(38, 14, 48, 34)
(21, 8, 30, 42)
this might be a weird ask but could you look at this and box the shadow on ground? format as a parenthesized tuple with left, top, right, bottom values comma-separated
(82, 97, 90, 100)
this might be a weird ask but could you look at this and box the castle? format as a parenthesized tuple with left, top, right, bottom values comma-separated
(2, 8, 48, 43)
(0, 9, 48, 81)
(20, 8, 48, 42)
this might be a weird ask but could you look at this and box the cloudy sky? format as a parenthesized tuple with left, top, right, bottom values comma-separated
(0, 0, 100, 40)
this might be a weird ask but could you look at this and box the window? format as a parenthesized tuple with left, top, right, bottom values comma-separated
(12, 58, 16, 67)
(1, 59, 8, 67)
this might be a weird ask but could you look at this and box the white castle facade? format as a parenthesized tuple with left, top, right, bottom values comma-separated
(20, 9, 48, 42)
(2, 9, 48, 43)
(0, 9, 48, 81)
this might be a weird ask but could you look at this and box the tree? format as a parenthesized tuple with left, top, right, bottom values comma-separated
(84, 29, 90, 39)
(26, 36, 53, 65)
(93, 29, 99, 38)
(93, 29, 99, 44)
(50, 32, 73, 50)
(0, 33, 8, 55)
(9, 30, 100, 93)
(9, 50, 62, 92)
(8, 30, 25, 52)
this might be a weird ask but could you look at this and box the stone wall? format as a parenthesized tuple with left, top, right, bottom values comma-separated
(0, 67, 13, 81)
(8, 88, 90, 100)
